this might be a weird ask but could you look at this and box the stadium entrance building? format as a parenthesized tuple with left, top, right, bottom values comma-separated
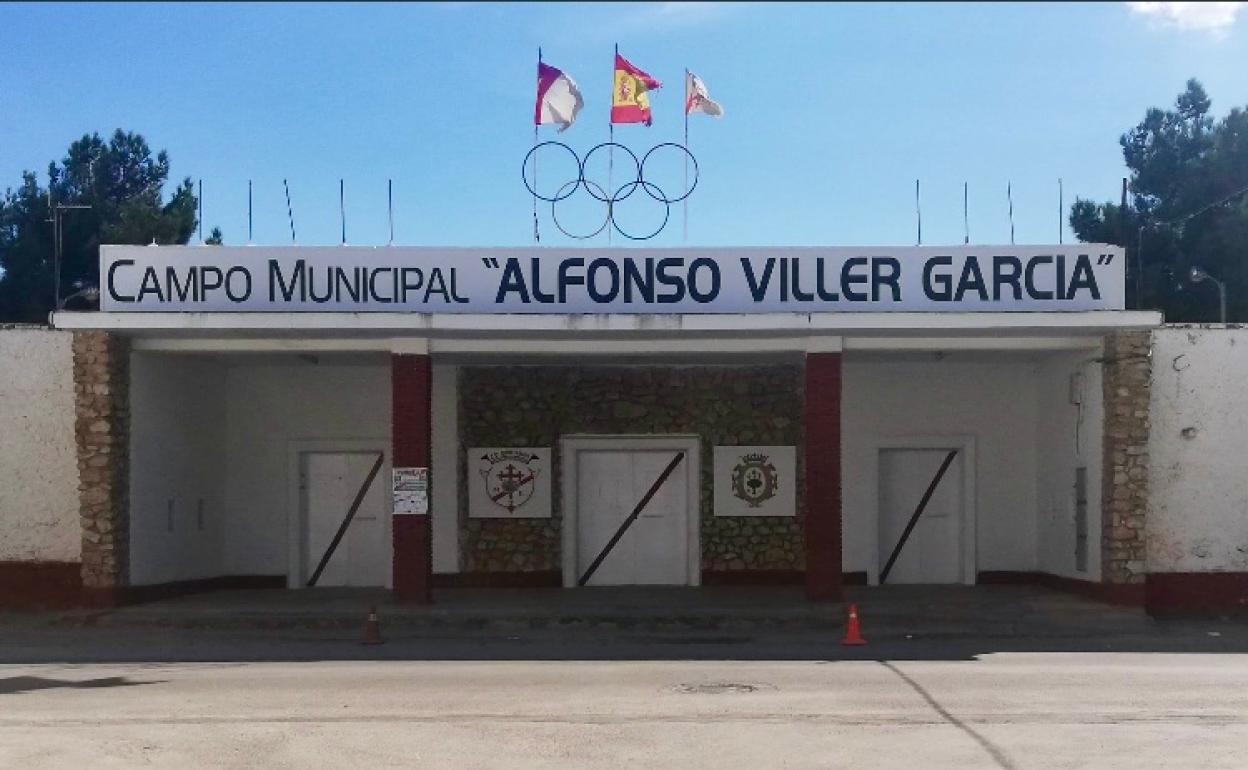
(50, 244, 1160, 604)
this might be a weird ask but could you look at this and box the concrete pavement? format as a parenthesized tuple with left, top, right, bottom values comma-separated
(3, 587, 1247, 768)
(3, 652, 1248, 768)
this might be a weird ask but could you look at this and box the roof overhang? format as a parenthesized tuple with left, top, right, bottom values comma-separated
(50, 310, 1162, 359)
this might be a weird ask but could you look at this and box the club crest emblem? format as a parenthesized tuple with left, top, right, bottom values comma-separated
(478, 449, 542, 514)
(731, 452, 779, 508)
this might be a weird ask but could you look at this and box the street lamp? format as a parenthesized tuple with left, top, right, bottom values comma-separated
(56, 284, 100, 310)
(1188, 266, 1227, 324)
(45, 201, 92, 309)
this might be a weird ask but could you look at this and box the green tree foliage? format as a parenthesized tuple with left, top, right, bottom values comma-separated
(1070, 80, 1248, 321)
(0, 130, 218, 321)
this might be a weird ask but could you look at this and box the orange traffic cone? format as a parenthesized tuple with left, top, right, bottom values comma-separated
(841, 603, 866, 646)
(362, 605, 383, 645)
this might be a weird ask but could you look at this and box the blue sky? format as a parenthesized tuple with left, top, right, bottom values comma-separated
(1, 2, 1246, 247)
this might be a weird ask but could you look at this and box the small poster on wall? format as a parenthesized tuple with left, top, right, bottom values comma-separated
(468, 447, 552, 519)
(713, 446, 797, 517)
(393, 467, 429, 515)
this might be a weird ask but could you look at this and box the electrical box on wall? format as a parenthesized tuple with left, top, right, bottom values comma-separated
(1068, 371, 1084, 406)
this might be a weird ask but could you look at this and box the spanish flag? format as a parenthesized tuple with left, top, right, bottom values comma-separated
(611, 53, 662, 126)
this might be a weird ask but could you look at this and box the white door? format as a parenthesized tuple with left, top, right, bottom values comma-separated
(301, 452, 388, 587)
(878, 449, 962, 584)
(576, 449, 689, 586)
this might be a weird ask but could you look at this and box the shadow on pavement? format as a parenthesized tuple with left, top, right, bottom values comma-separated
(0, 675, 162, 695)
(3, 584, 1247, 664)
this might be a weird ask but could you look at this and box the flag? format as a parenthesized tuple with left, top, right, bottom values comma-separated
(535, 62, 583, 132)
(685, 72, 723, 117)
(611, 53, 661, 126)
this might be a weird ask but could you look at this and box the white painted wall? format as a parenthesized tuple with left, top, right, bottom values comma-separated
(129, 353, 228, 584)
(224, 359, 391, 576)
(1149, 327, 1248, 573)
(842, 357, 1040, 577)
(0, 327, 79, 562)
(1034, 350, 1104, 580)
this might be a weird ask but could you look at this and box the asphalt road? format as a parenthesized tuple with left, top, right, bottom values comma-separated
(2, 626, 1248, 768)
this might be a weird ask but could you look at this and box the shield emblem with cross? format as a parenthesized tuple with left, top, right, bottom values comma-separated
(478, 449, 542, 514)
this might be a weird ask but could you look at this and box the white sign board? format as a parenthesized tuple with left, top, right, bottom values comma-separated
(99, 245, 1125, 314)
(714, 446, 797, 518)
(392, 467, 428, 515)
(468, 447, 552, 519)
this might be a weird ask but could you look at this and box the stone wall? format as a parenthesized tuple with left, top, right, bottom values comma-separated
(73, 331, 131, 593)
(458, 365, 803, 575)
(1101, 331, 1151, 587)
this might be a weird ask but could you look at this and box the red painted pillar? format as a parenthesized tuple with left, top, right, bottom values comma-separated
(392, 353, 433, 603)
(804, 352, 843, 601)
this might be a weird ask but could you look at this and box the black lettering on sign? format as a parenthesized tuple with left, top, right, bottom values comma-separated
(993, 256, 1023, 300)
(531, 258, 555, 303)
(841, 257, 869, 301)
(587, 258, 619, 303)
(872, 257, 901, 302)
(400, 268, 424, 303)
(623, 258, 654, 303)
(107, 259, 135, 302)
(225, 267, 251, 302)
(1025, 255, 1054, 300)
(1067, 254, 1100, 300)
(558, 258, 585, 303)
(270, 259, 304, 302)
(495, 258, 531, 304)
(954, 256, 987, 302)
(741, 258, 775, 302)
(656, 257, 685, 304)
(688, 257, 720, 303)
(815, 258, 839, 302)
(923, 256, 953, 301)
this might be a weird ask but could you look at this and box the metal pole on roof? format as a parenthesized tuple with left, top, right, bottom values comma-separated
(1058, 178, 1064, 244)
(1007, 181, 1015, 245)
(284, 179, 296, 244)
(915, 179, 921, 246)
(963, 181, 969, 244)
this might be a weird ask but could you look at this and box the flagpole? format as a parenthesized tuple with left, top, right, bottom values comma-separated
(533, 47, 541, 244)
(963, 181, 969, 244)
(1008, 181, 1015, 245)
(608, 43, 617, 244)
(1058, 177, 1064, 244)
(915, 178, 921, 246)
(683, 68, 689, 244)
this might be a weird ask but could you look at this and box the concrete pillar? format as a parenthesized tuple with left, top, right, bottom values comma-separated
(391, 353, 433, 603)
(72, 331, 130, 605)
(804, 352, 843, 601)
(1101, 330, 1151, 599)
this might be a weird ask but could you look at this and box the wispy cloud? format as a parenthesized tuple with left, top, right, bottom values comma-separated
(1127, 2, 1244, 36)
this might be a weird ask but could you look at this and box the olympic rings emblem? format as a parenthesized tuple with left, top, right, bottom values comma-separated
(522, 141, 699, 241)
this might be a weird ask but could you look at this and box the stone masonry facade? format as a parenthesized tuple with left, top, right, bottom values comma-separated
(1101, 331, 1151, 587)
(73, 331, 130, 595)
(458, 365, 803, 575)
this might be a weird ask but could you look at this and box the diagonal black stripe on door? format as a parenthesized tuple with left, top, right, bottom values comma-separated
(879, 449, 958, 585)
(577, 451, 685, 587)
(307, 452, 386, 587)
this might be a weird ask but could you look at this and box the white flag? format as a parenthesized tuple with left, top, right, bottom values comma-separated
(536, 62, 584, 132)
(685, 72, 723, 118)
